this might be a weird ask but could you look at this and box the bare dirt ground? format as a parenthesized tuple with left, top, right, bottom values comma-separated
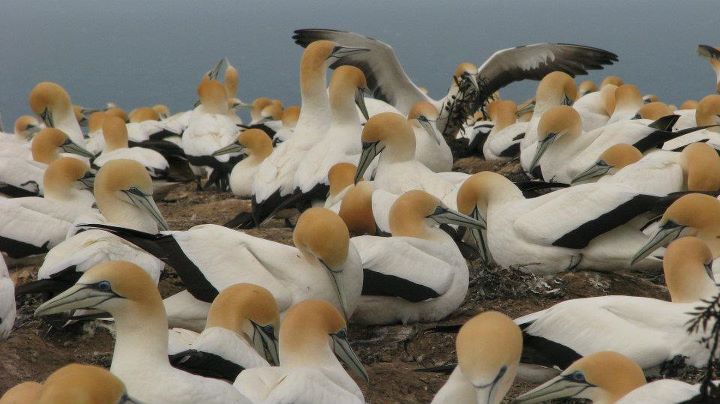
(0, 157, 703, 403)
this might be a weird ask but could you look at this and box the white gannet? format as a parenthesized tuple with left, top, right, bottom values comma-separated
(324, 162, 359, 213)
(211, 128, 273, 198)
(182, 78, 240, 190)
(35, 363, 138, 404)
(168, 283, 280, 382)
(514, 351, 647, 403)
(293, 29, 617, 137)
(634, 101, 674, 120)
(0, 115, 43, 158)
(572, 142, 720, 196)
(292, 66, 369, 207)
(483, 100, 528, 161)
(698, 44, 720, 94)
(605, 84, 643, 124)
(572, 81, 617, 132)
(85, 108, 129, 155)
(662, 94, 720, 151)
(0, 255, 15, 340)
(517, 237, 718, 379)
(234, 299, 367, 404)
(0, 127, 93, 197)
(94, 116, 170, 179)
(455, 171, 667, 274)
(126, 107, 169, 143)
(0, 381, 41, 403)
(617, 380, 708, 403)
(34, 261, 252, 404)
(28, 82, 85, 145)
(578, 80, 598, 96)
(15, 159, 166, 298)
(82, 208, 362, 330)
(223, 61, 245, 124)
(351, 190, 484, 325)
(407, 101, 453, 172)
(251, 40, 369, 226)
(355, 112, 463, 203)
(643, 94, 659, 104)
(0, 158, 95, 258)
(153, 104, 170, 120)
(432, 311, 522, 404)
(272, 105, 300, 145)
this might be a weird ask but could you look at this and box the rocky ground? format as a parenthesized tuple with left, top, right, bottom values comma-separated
(0, 156, 709, 403)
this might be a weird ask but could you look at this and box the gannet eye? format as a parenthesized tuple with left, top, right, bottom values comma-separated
(96, 281, 112, 291)
(568, 371, 586, 383)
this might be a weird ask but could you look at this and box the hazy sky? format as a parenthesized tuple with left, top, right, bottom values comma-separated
(1, 0, 718, 125)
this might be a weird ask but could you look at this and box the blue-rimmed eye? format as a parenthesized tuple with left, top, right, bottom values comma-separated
(334, 329, 348, 339)
(569, 371, 586, 382)
(97, 281, 111, 291)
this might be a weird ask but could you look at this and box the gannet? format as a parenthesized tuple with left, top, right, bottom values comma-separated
(571, 81, 616, 133)
(0, 256, 15, 340)
(324, 162, 360, 212)
(432, 311, 522, 404)
(153, 104, 170, 119)
(605, 84, 643, 124)
(634, 101, 673, 120)
(351, 190, 484, 324)
(81, 208, 362, 330)
(15, 159, 166, 298)
(355, 112, 464, 203)
(0, 381, 41, 403)
(516, 237, 718, 380)
(662, 94, 720, 151)
(698, 44, 720, 94)
(0, 115, 42, 158)
(169, 283, 279, 382)
(34, 261, 252, 404)
(482, 100, 528, 161)
(455, 171, 670, 273)
(125, 107, 170, 143)
(407, 101, 453, 172)
(292, 66, 369, 208)
(250, 40, 369, 226)
(182, 78, 240, 190)
(578, 80, 598, 96)
(0, 158, 94, 258)
(272, 105, 300, 144)
(35, 363, 138, 404)
(94, 116, 170, 179)
(293, 29, 617, 137)
(234, 300, 367, 404)
(212, 128, 273, 198)
(28, 82, 85, 145)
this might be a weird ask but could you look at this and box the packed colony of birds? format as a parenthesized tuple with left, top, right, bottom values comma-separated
(2, 28, 720, 403)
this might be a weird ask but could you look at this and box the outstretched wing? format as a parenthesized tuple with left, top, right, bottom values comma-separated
(293, 28, 431, 114)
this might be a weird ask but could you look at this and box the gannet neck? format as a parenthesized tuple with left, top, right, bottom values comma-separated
(695, 94, 720, 132)
(664, 237, 717, 303)
(102, 116, 129, 152)
(329, 66, 364, 125)
(679, 143, 720, 191)
(111, 296, 170, 373)
(488, 100, 517, 132)
(609, 84, 642, 120)
(31, 128, 65, 164)
(601, 84, 618, 116)
(298, 41, 334, 127)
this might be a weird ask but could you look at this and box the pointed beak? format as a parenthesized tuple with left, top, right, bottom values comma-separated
(516, 102, 535, 117)
(429, 205, 486, 229)
(571, 161, 611, 184)
(251, 321, 280, 366)
(331, 329, 369, 383)
(330, 45, 370, 59)
(529, 134, 557, 171)
(417, 116, 442, 146)
(355, 88, 369, 121)
(212, 141, 246, 157)
(122, 187, 169, 231)
(355, 141, 384, 183)
(513, 374, 593, 403)
(60, 138, 95, 159)
(206, 57, 226, 80)
(561, 95, 574, 106)
(462, 72, 480, 93)
(35, 283, 117, 317)
(631, 222, 685, 265)
(467, 208, 492, 265)
(78, 172, 95, 190)
(40, 108, 54, 127)
(319, 260, 350, 321)
(25, 124, 42, 138)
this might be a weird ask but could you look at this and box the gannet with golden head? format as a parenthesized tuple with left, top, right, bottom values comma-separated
(516, 351, 706, 403)
(633, 101, 673, 120)
(34, 363, 139, 404)
(0, 157, 95, 258)
(698, 44, 720, 94)
(94, 116, 170, 179)
(456, 171, 669, 273)
(482, 99, 528, 161)
(515, 237, 717, 382)
(662, 94, 720, 151)
(606, 84, 643, 123)
(251, 40, 369, 226)
(211, 128, 273, 197)
(355, 112, 466, 204)
(432, 311, 522, 404)
(573, 142, 720, 197)
(294, 29, 617, 138)
(168, 283, 280, 382)
(324, 162, 361, 212)
(0, 115, 43, 159)
(407, 101, 453, 171)
(223, 61, 245, 120)
(234, 299, 367, 404)
(124, 107, 170, 143)
(351, 190, 484, 324)
(0, 256, 15, 340)
(570, 79, 618, 133)
(81, 207, 362, 331)
(85, 111, 107, 154)
(28, 82, 85, 145)
(526, 105, 588, 182)
(181, 78, 241, 190)
(16, 159, 166, 299)
(578, 80, 598, 96)
(34, 261, 252, 403)
(0, 381, 41, 403)
(292, 66, 370, 205)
